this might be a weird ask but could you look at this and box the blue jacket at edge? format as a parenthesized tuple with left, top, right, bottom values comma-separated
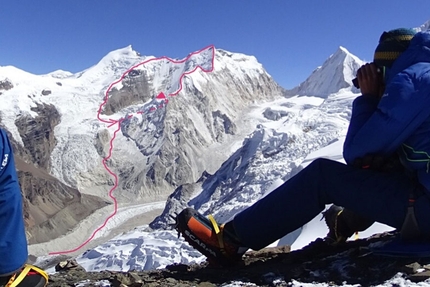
(0, 129, 28, 275)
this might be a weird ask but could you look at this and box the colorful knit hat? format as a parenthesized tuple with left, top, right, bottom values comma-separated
(373, 28, 417, 68)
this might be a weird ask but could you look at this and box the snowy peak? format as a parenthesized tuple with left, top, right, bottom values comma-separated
(0, 65, 40, 82)
(289, 46, 364, 98)
(216, 48, 266, 77)
(97, 45, 141, 65)
(43, 70, 74, 79)
(418, 19, 430, 31)
(76, 45, 143, 85)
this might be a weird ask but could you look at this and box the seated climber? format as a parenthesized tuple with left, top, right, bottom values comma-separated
(175, 28, 430, 265)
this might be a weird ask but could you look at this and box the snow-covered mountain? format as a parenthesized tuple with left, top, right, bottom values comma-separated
(0, 45, 285, 245)
(62, 43, 367, 273)
(287, 46, 363, 97)
(418, 19, 430, 32)
(26, 21, 430, 287)
(1, 45, 284, 200)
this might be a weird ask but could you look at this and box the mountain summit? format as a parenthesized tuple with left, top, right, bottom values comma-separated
(288, 46, 364, 98)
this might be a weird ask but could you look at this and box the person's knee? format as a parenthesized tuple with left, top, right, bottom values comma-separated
(312, 158, 331, 165)
(307, 158, 339, 170)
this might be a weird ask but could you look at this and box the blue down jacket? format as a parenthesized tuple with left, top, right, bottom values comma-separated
(0, 129, 27, 275)
(343, 31, 430, 192)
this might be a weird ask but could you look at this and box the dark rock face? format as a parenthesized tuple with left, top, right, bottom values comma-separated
(17, 160, 111, 244)
(0, 79, 13, 91)
(103, 71, 151, 115)
(15, 103, 60, 170)
(263, 108, 290, 121)
(1, 103, 110, 244)
(149, 182, 200, 230)
(212, 110, 236, 141)
(46, 233, 430, 286)
(94, 129, 110, 158)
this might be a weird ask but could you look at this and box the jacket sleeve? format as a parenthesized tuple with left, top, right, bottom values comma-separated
(343, 71, 430, 164)
(0, 129, 29, 275)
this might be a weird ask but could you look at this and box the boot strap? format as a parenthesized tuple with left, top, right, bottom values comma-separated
(7, 265, 48, 287)
(208, 215, 225, 254)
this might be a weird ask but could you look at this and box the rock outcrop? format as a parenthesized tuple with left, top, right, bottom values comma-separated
(103, 69, 152, 115)
(45, 233, 430, 286)
(0, 78, 13, 91)
(15, 103, 60, 170)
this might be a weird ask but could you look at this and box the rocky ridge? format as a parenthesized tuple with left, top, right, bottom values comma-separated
(45, 232, 430, 286)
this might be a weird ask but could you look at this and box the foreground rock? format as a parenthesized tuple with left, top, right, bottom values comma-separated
(47, 233, 430, 286)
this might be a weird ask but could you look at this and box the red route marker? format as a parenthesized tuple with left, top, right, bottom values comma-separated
(156, 92, 166, 99)
(48, 45, 215, 255)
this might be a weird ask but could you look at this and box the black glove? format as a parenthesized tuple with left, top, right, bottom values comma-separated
(352, 153, 404, 172)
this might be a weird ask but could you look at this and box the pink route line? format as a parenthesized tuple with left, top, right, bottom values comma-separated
(48, 45, 215, 255)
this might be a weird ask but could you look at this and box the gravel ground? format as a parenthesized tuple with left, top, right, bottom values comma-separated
(47, 232, 430, 286)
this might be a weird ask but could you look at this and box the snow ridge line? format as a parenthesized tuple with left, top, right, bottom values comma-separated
(48, 45, 215, 255)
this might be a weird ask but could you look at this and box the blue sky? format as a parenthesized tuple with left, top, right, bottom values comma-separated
(1, 1, 429, 89)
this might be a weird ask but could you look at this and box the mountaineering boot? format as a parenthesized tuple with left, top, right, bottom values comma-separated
(323, 205, 351, 245)
(175, 208, 247, 265)
(0, 265, 48, 287)
(323, 205, 374, 245)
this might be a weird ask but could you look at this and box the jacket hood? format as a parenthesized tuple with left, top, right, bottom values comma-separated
(386, 31, 430, 83)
